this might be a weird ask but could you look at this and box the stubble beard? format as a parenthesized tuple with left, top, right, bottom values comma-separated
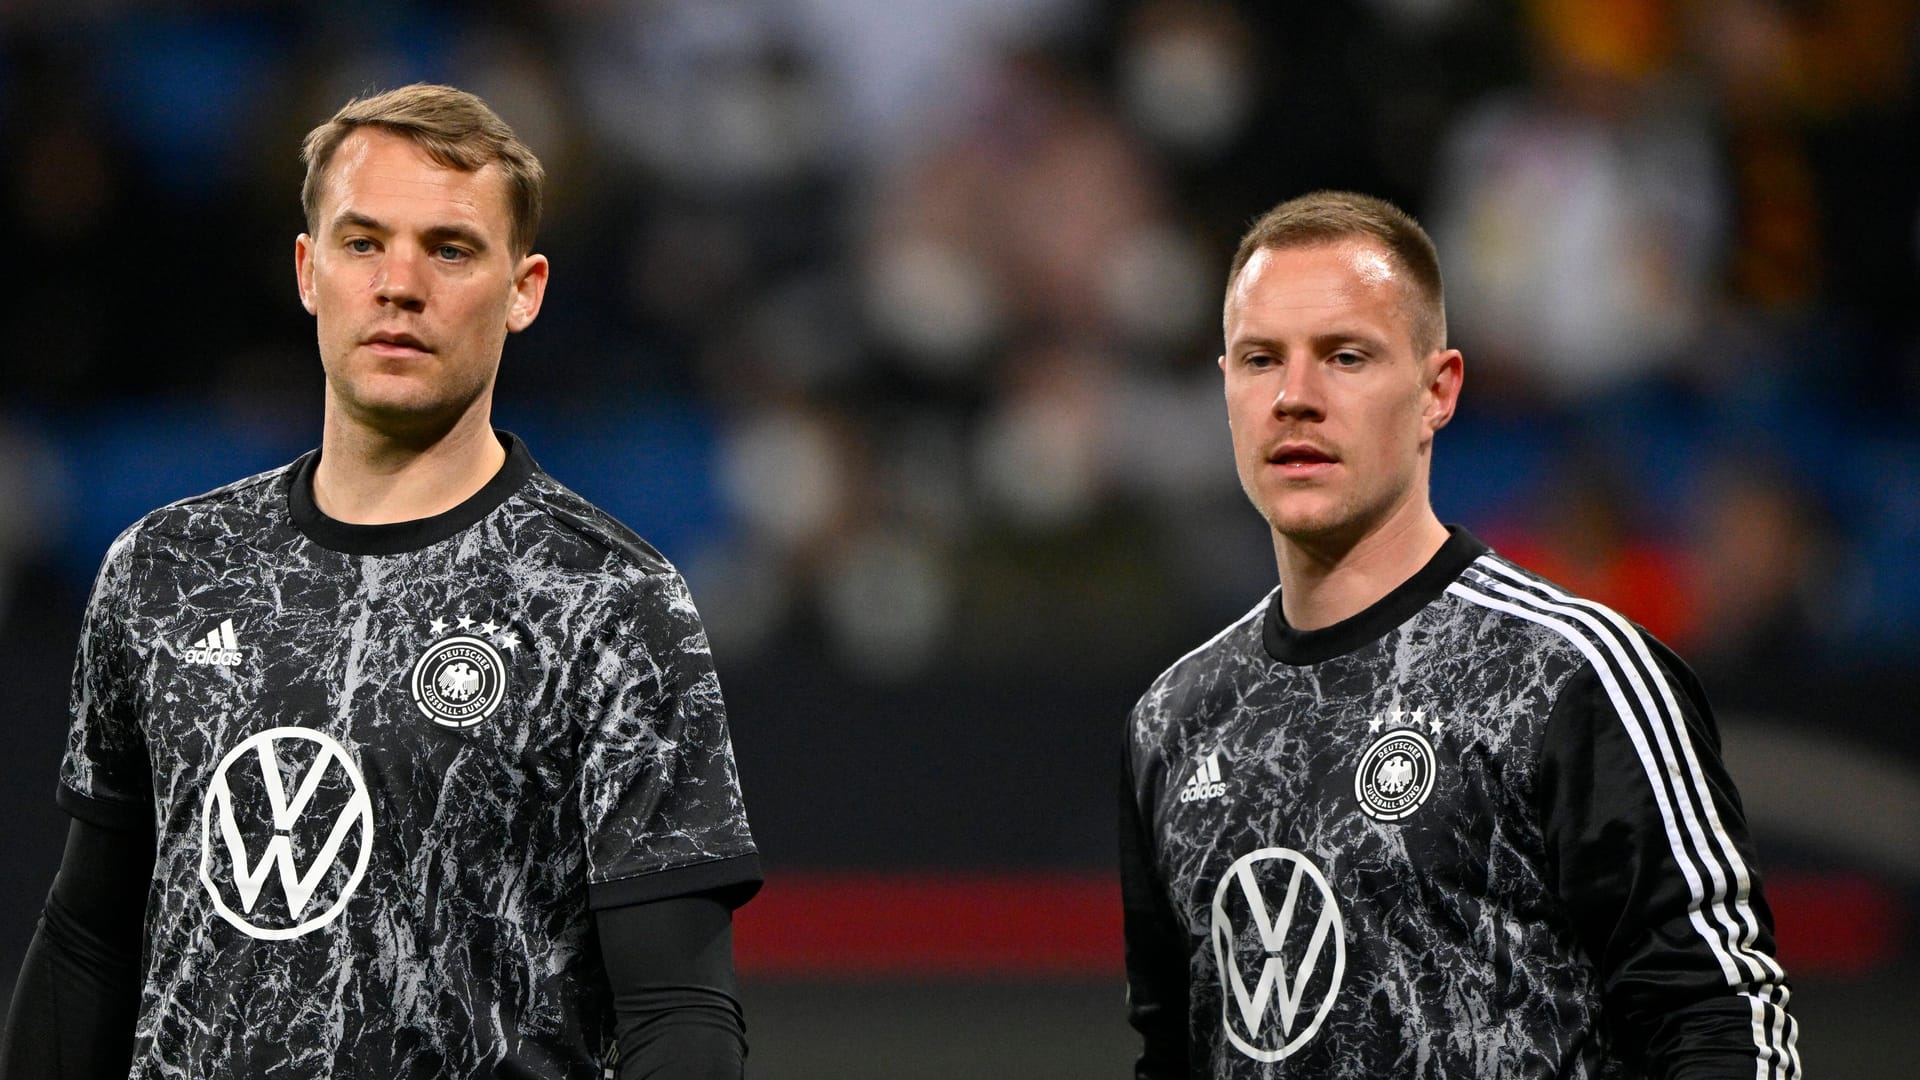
(1244, 461, 1422, 559)
(1253, 486, 1359, 548)
(325, 362, 496, 451)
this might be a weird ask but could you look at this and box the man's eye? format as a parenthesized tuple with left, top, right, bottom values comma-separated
(435, 245, 468, 261)
(1331, 351, 1364, 367)
(1246, 353, 1277, 369)
(346, 238, 375, 254)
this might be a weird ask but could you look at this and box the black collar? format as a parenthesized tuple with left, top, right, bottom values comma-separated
(1262, 525, 1488, 665)
(286, 431, 536, 556)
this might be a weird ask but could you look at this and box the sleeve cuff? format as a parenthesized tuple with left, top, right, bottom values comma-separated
(56, 784, 152, 835)
(589, 852, 763, 911)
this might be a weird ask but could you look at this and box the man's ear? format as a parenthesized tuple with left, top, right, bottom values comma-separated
(506, 253, 549, 333)
(1425, 348, 1464, 432)
(295, 234, 317, 315)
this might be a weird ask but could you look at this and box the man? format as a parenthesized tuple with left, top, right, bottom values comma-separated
(1120, 191, 1798, 1078)
(1, 85, 760, 1078)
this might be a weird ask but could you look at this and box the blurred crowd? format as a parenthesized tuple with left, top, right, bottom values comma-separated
(0, 0, 1916, 694)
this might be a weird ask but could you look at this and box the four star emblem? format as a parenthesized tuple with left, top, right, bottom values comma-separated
(1370, 708, 1445, 736)
(429, 612, 522, 651)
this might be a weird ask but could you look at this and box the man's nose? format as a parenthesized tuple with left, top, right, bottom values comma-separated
(1272, 361, 1324, 418)
(374, 250, 427, 311)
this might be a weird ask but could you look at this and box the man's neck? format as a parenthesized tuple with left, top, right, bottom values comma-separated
(312, 408, 507, 526)
(1273, 505, 1450, 632)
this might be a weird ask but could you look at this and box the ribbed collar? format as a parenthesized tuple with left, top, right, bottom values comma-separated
(1262, 526, 1488, 666)
(286, 431, 535, 556)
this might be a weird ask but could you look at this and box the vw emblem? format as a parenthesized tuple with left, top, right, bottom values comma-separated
(199, 727, 373, 941)
(1211, 847, 1346, 1062)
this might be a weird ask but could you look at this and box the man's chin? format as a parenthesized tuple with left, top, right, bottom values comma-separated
(1264, 504, 1390, 554)
(1258, 496, 1350, 540)
(330, 391, 482, 444)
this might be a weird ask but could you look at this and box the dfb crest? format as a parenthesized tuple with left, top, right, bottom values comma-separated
(1354, 728, 1437, 821)
(409, 634, 507, 729)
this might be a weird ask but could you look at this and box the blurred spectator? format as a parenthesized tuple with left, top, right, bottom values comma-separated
(1686, 0, 1920, 412)
(1113, 1, 1256, 164)
(1686, 461, 1833, 676)
(1429, 0, 1726, 406)
(791, 0, 1088, 160)
(862, 46, 1177, 379)
(1486, 452, 1701, 647)
(1689, 0, 1824, 313)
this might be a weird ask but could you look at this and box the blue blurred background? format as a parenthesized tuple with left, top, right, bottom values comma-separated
(1, 0, 1915, 1076)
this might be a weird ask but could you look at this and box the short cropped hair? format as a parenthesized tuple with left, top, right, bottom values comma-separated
(300, 84, 545, 257)
(1226, 191, 1446, 353)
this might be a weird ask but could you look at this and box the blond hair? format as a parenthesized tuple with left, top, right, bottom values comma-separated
(301, 84, 545, 257)
(1227, 190, 1446, 353)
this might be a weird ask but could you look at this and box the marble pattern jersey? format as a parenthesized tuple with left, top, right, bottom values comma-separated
(1121, 529, 1798, 1079)
(59, 434, 759, 1078)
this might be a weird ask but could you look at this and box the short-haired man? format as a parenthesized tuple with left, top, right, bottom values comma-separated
(1120, 191, 1799, 1078)
(1, 84, 760, 1079)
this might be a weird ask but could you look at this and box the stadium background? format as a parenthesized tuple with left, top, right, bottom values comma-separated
(0, 0, 1913, 1076)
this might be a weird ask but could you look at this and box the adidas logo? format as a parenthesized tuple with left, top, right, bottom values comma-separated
(183, 619, 246, 667)
(1178, 752, 1227, 803)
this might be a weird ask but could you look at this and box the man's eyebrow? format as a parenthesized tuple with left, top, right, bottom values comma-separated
(1228, 330, 1389, 352)
(1308, 329, 1388, 352)
(330, 211, 387, 234)
(328, 213, 489, 253)
(421, 224, 489, 252)
(1227, 334, 1285, 353)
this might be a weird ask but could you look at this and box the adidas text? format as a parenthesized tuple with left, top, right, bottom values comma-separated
(184, 646, 245, 667)
(184, 619, 246, 667)
(1179, 753, 1227, 803)
(1180, 780, 1227, 803)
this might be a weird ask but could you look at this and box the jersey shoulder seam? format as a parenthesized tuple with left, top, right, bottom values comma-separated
(1449, 552, 1641, 691)
(1130, 589, 1276, 749)
(149, 463, 289, 516)
(126, 463, 296, 543)
(513, 473, 676, 578)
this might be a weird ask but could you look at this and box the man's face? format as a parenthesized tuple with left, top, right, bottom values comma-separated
(1220, 240, 1461, 550)
(295, 129, 546, 439)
